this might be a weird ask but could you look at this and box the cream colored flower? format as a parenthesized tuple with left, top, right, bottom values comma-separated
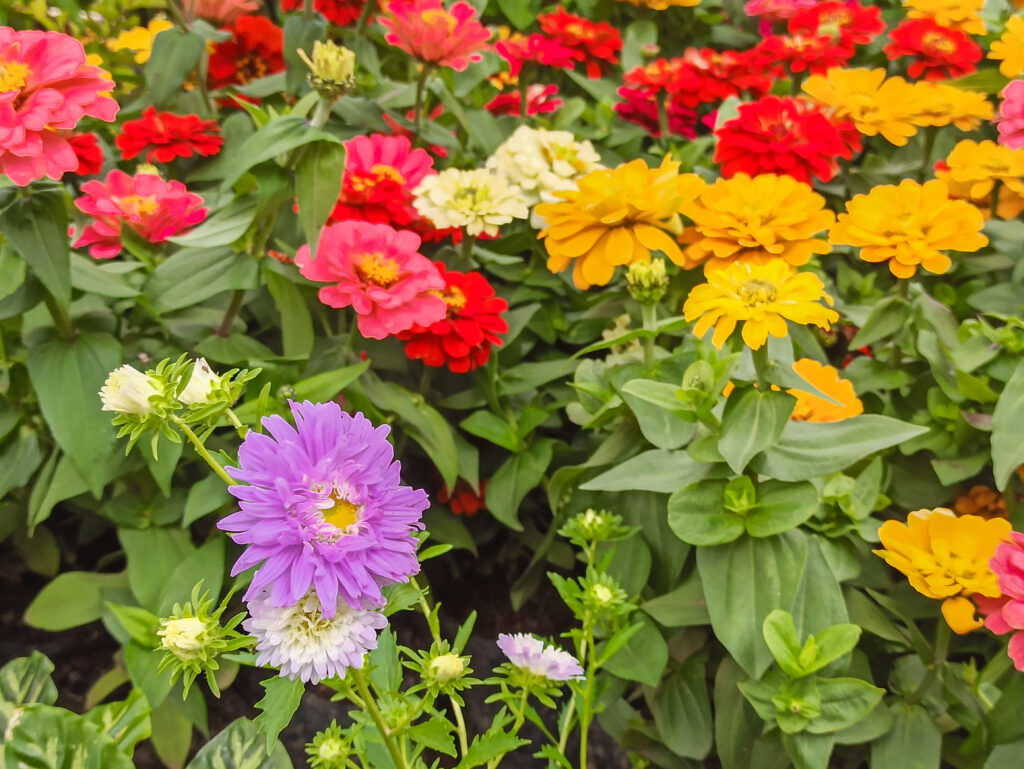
(178, 358, 220, 406)
(99, 364, 161, 415)
(413, 168, 528, 237)
(158, 616, 209, 661)
(486, 125, 602, 207)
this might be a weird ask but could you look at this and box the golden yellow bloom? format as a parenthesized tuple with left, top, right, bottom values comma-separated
(536, 156, 705, 290)
(802, 68, 923, 147)
(874, 509, 1010, 634)
(679, 174, 833, 271)
(909, 81, 994, 131)
(787, 358, 863, 422)
(945, 139, 1024, 200)
(989, 15, 1024, 79)
(954, 486, 1008, 519)
(107, 18, 174, 64)
(682, 258, 839, 349)
(903, 0, 986, 35)
(934, 161, 1024, 220)
(616, 0, 699, 8)
(829, 179, 987, 279)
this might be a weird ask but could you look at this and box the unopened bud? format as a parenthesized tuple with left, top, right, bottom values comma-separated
(136, 163, 160, 176)
(298, 41, 356, 100)
(178, 357, 219, 406)
(626, 259, 669, 304)
(158, 616, 208, 661)
(99, 364, 162, 416)
(428, 653, 466, 682)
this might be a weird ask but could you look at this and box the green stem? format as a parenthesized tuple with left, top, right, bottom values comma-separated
(656, 94, 670, 142)
(215, 289, 246, 337)
(303, 0, 315, 21)
(907, 620, 951, 705)
(991, 180, 1002, 219)
(351, 668, 409, 769)
(751, 345, 771, 390)
(640, 302, 657, 371)
(460, 234, 476, 265)
(556, 690, 577, 754)
(165, 0, 191, 30)
(355, 0, 377, 36)
(42, 292, 76, 343)
(170, 416, 235, 486)
(519, 76, 529, 122)
(410, 576, 441, 644)
(225, 408, 247, 437)
(488, 687, 530, 769)
(578, 620, 597, 769)
(920, 126, 938, 182)
(451, 696, 470, 758)
(412, 66, 432, 146)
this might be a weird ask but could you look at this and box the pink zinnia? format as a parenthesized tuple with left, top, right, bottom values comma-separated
(295, 221, 446, 339)
(72, 170, 208, 260)
(997, 80, 1024, 150)
(0, 27, 118, 186)
(182, 0, 260, 24)
(744, 0, 817, 22)
(976, 532, 1024, 670)
(378, 0, 490, 71)
(495, 33, 577, 78)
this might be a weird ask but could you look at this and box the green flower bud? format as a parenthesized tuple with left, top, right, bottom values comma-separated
(158, 616, 209, 661)
(306, 721, 349, 769)
(298, 41, 356, 100)
(626, 258, 669, 305)
(428, 653, 466, 683)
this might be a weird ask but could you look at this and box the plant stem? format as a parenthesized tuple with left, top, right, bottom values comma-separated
(907, 620, 951, 705)
(170, 416, 235, 486)
(412, 66, 432, 146)
(640, 302, 657, 371)
(410, 576, 441, 643)
(519, 76, 529, 122)
(488, 687, 530, 769)
(656, 94, 670, 143)
(920, 126, 938, 182)
(225, 408, 247, 437)
(165, 0, 191, 30)
(460, 234, 477, 265)
(355, 0, 377, 36)
(578, 626, 596, 769)
(451, 696, 470, 758)
(351, 668, 409, 769)
(751, 345, 771, 390)
(42, 291, 76, 343)
(216, 289, 246, 337)
(303, 0, 315, 21)
(991, 180, 1002, 218)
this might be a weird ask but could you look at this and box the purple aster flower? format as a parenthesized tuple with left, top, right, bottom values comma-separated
(497, 633, 584, 681)
(219, 400, 427, 617)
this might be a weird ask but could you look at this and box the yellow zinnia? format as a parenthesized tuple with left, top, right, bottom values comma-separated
(944, 139, 1024, 200)
(679, 173, 834, 271)
(874, 509, 1010, 634)
(787, 358, 863, 422)
(989, 15, 1024, 79)
(802, 68, 923, 147)
(909, 81, 994, 131)
(934, 162, 1024, 220)
(682, 258, 839, 350)
(829, 179, 988, 279)
(903, 0, 986, 36)
(536, 156, 705, 290)
(107, 17, 174, 64)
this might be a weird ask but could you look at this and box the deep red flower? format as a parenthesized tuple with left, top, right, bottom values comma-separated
(280, 0, 366, 26)
(675, 48, 775, 107)
(884, 18, 981, 81)
(397, 262, 508, 373)
(67, 132, 103, 176)
(714, 96, 862, 183)
(208, 15, 285, 91)
(116, 107, 223, 163)
(748, 33, 855, 77)
(495, 33, 577, 78)
(787, 1, 884, 47)
(485, 83, 563, 116)
(615, 86, 697, 138)
(437, 478, 487, 516)
(537, 7, 622, 78)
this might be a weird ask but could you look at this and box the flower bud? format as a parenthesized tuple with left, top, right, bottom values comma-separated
(99, 364, 162, 415)
(178, 357, 219, 406)
(158, 616, 209, 661)
(298, 41, 356, 100)
(136, 163, 160, 176)
(626, 258, 669, 304)
(306, 721, 349, 769)
(428, 653, 466, 682)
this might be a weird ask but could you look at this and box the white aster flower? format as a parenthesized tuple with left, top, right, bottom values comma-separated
(412, 168, 529, 237)
(99, 364, 161, 415)
(486, 126, 602, 208)
(178, 357, 220, 406)
(496, 632, 584, 681)
(244, 590, 387, 684)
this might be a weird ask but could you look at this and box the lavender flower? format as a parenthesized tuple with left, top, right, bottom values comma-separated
(497, 633, 584, 681)
(219, 401, 428, 617)
(245, 589, 387, 684)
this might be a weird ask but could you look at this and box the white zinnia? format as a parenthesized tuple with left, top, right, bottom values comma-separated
(412, 168, 529, 237)
(178, 357, 219, 406)
(244, 590, 387, 684)
(486, 125, 602, 208)
(99, 364, 161, 415)
(496, 632, 584, 681)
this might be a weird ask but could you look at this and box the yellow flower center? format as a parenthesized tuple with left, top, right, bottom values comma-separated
(349, 165, 407, 192)
(235, 52, 268, 84)
(738, 279, 779, 307)
(922, 31, 956, 54)
(420, 8, 457, 32)
(443, 284, 467, 315)
(322, 497, 360, 532)
(0, 59, 29, 92)
(115, 194, 160, 217)
(357, 251, 401, 287)
(452, 183, 489, 210)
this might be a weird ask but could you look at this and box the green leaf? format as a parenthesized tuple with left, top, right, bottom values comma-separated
(714, 658, 790, 769)
(668, 479, 745, 546)
(157, 537, 225, 616)
(459, 410, 518, 451)
(422, 507, 477, 555)
(0, 186, 70, 306)
(763, 611, 805, 677)
(124, 642, 173, 712)
(581, 449, 712, 493)
(0, 425, 42, 499)
(641, 572, 710, 627)
(751, 416, 928, 482)
(167, 197, 258, 248)
(780, 732, 835, 769)
(808, 625, 862, 673)
(849, 296, 910, 348)
(992, 358, 1024, 489)
(295, 141, 346, 261)
(70, 254, 139, 298)
(254, 677, 304, 755)
(196, 334, 274, 365)
(145, 248, 259, 314)
(455, 728, 530, 769)
(496, 0, 537, 28)
(85, 688, 152, 755)
(807, 678, 884, 734)
(789, 537, 849, 640)
(146, 28, 204, 106)
(263, 268, 314, 359)
(23, 571, 127, 631)
(407, 717, 457, 757)
(619, 379, 690, 418)
(293, 360, 370, 401)
(283, 14, 326, 93)
(486, 438, 554, 530)
(869, 702, 941, 769)
(621, 19, 658, 70)
(3, 703, 134, 769)
(183, 473, 233, 527)
(0, 652, 57, 706)
(119, 528, 196, 610)
(620, 384, 695, 450)
(651, 656, 713, 759)
(745, 481, 819, 538)
(601, 614, 668, 687)
(106, 603, 160, 646)
(150, 699, 192, 769)
(718, 389, 794, 473)
(221, 116, 341, 190)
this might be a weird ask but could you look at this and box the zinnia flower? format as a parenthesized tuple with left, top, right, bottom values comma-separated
(975, 533, 1024, 669)
(116, 106, 223, 164)
(615, 86, 697, 139)
(997, 80, 1024, 150)
(909, 80, 993, 131)
(73, 170, 208, 260)
(828, 179, 987, 279)
(437, 478, 486, 516)
(495, 33, 577, 78)
(379, 0, 490, 72)
(397, 262, 508, 373)
(680, 173, 834, 270)
(537, 7, 622, 78)
(107, 18, 174, 64)
(802, 67, 923, 146)
(486, 125, 601, 207)
(68, 132, 103, 176)
(787, 1, 885, 47)
(748, 33, 855, 77)
(933, 159, 1024, 220)
(989, 16, 1024, 79)
(787, 358, 863, 422)
(954, 486, 1007, 519)
(904, 0, 986, 36)
(99, 364, 161, 415)
(536, 157, 705, 289)
(183, 0, 260, 24)
(744, 0, 817, 21)
(683, 258, 839, 349)
(714, 96, 861, 184)
(412, 168, 528, 237)
(943, 139, 1024, 200)
(874, 509, 1011, 634)
(486, 84, 563, 117)
(244, 589, 387, 683)
(280, 0, 367, 26)
(0, 28, 118, 186)
(884, 18, 981, 81)
(294, 221, 446, 339)
(208, 15, 285, 90)
(220, 401, 429, 615)
(497, 633, 584, 681)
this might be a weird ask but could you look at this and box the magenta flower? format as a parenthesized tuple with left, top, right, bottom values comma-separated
(497, 633, 584, 681)
(997, 80, 1024, 150)
(379, 0, 490, 72)
(220, 401, 427, 618)
(295, 220, 446, 340)
(976, 531, 1024, 671)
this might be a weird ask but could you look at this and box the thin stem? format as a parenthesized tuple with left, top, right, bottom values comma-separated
(751, 345, 771, 390)
(460, 234, 477, 265)
(225, 408, 247, 437)
(215, 289, 246, 337)
(450, 696, 470, 758)
(165, 0, 191, 30)
(355, 0, 377, 36)
(991, 180, 1003, 219)
(351, 668, 409, 769)
(412, 66, 432, 146)
(410, 576, 441, 644)
(907, 620, 951, 705)
(556, 690, 577, 754)
(640, 302, 657, 371)
(578, 621, 597, 769)
(417, 366, 433, 397)
(170, 416, 235, 486)
(519, 76, 529, 122)
(656, 94, 670, 142)
(920, 126, 938, 182)
(42, 292, 76, 343)
(488, 687, 530, 769)
(303, 0, 315, 21)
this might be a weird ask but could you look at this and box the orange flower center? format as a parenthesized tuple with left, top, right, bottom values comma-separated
(738, 279, 778, 307)
(357, 251, 401, 287)
(420, 8, 457, 32)
(349, 164, 407, 193)
(442, 284, 467, 315)
(322, 496, 360, 532)
(922, 31, 957, 55)
(0, 59, 29, 92)
(115, 194, 160, 218)
(234, 52, 268, 84)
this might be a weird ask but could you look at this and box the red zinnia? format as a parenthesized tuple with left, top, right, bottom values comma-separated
(884, 18, 981, 81)
(495, 33, 577, 78)
(208, 15, 285, 91)
(714, 96, 862, 184)
(787, 1, 884, 47)
(537, 7, 622, 78)
(675, 48, 774, 107)
(615, 87, 697, 138)
(748, 33, 855, 77)
(116, 106, 223, 163)
(397, 262, 508, 373)
(280, 0, 367, 26)
(486, 83, 563, 116)
(437, 478, 487, 516)
(68, 132, 103, 176)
